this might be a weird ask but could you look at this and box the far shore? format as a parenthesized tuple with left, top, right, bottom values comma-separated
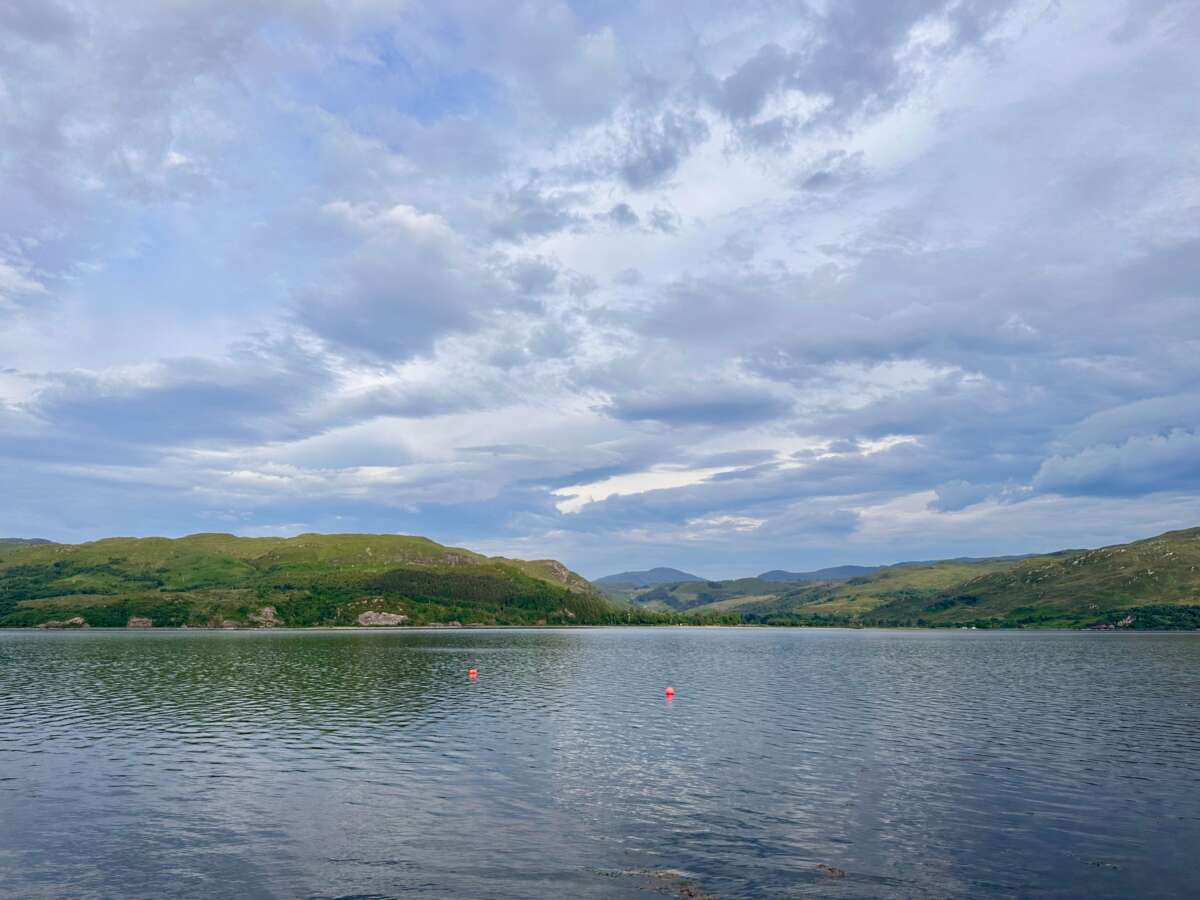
(10, 623, 1197, 634)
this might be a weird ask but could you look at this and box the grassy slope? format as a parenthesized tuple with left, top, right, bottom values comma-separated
(735, 529, 1200, 628)
(0, 533, 650, 628)
(633, 578, 785, 611)
(625, 528, 1200, 628)
(873, 528, 1200, 628)
(733, 560, 1025, 622)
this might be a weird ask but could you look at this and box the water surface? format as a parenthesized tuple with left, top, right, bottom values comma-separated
(1, 628, 1198, 898)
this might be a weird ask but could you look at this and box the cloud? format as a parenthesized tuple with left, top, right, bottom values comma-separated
(0, 259, 47, 310)
(24, 338, 336, 448)
(929, 480, 998, 512)
(696, 1, 1022, 146)
(0, 0, 1197, 576)
(1033, 430, 1200, 497)
(605, 203, 639, 227)
(297, 202, 520, 361)
(604, 380, 793, 427)
(617, 110, 710, 189)
(488, 185, 586, 240)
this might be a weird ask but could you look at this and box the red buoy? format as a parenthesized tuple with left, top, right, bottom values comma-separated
(665, 686, 675, 698)
(468, 668, 478, 679)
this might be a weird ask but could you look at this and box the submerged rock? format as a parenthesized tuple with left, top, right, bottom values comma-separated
(816, 864, 846, 878)
(617, 869, 715, 899)
(356, 611, 408, 626)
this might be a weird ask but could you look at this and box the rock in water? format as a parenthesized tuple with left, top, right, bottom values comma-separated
(356, 611, 408, 626)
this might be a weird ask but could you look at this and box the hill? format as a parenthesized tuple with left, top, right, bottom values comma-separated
(0, 533, 653, 628)
(0, 538, 53, 555)
(594, 567, 705, 587)
(627, 528, 1200, 629)
(632, 578, 782, 612)
(758, 565, 879, 583)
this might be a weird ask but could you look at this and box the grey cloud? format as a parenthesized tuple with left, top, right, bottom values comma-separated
(604, 392, 788, 428)
(599, 368, 794, 427)
(929, 479, 996, 512)
(507, 257, 560, 295)
(527, 321, 574, 358)
(489, 185, 586, 240)
(696, 1, 1020, 146)
(1052, 394, 1200, 454)
(798, 151, 866, 191)
(711, 43, 794, 121)
(618, 111, 709, 189)
(606, 203, 640, 227)
(1033, 430, 1200, 497)
(648, 206, 681, 233)
(298, 204, 518, 361)
(0, 0, 77, 40)
(801, 171, 839, 191)
(26, 338, 335, 449)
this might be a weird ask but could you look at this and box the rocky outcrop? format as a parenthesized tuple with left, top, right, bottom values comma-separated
(127, 616, 154, 628)
(535, 559, 598, 595)
(249, 606, 282, 627)
(356, 611, 408, 626)
(37, 616, 89, 629)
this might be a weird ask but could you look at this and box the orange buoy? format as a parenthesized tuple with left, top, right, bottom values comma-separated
(664, 686, 675, 698)
(468, 668, 478, 679)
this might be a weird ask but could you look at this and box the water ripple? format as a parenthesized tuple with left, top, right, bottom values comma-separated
(1, 628, 1199, 898)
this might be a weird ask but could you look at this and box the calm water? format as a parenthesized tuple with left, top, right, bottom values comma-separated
(1, 628, 1198, 899)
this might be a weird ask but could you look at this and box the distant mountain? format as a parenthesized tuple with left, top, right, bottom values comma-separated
(758, 565, 879, 583)
(594, 567, 705, 588)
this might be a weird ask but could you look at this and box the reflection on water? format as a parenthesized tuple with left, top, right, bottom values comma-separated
(2, 628, 1199, 898)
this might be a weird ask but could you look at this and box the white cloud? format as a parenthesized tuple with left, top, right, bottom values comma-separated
(553, 464, 748, 514)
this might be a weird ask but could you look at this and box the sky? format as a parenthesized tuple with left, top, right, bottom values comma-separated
(1, 0, 1198, 578)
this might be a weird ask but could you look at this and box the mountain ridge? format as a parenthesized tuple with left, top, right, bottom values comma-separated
(0, 532, 661, 628)
(758, 565, 879, 583)
(594, 566, 705, 587)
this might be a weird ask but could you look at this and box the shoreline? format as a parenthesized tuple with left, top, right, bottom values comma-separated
(6, 623, 1198, 634)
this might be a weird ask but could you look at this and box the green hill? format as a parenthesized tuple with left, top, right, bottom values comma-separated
(633, 577, 783, 612)
(0, 533, 641, 628)
(757, 565, 879, 583)
(6, 527, 1199, 630)
(0, 538, 52, 556)
(627, 528, 1200, 629)
(594, 567, 706, 588)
